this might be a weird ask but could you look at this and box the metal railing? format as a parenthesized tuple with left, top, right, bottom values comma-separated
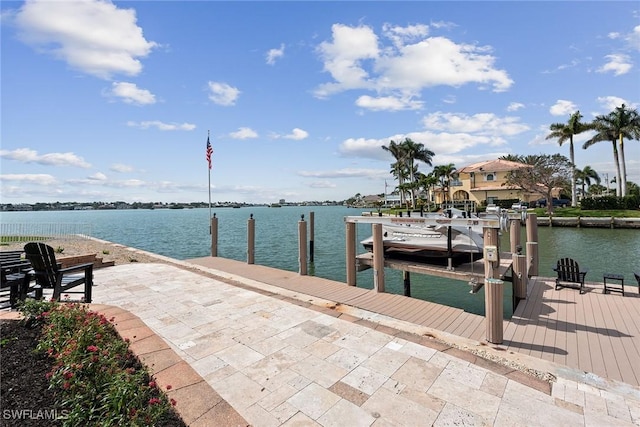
(0, 223, 93, 242)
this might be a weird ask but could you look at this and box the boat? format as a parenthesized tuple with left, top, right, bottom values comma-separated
(360, 208, 486, 266)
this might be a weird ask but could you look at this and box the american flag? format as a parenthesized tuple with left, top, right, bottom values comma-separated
(206, 137, 213, 169)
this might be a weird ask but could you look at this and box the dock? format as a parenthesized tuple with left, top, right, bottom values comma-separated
(186, 256, 640, 388)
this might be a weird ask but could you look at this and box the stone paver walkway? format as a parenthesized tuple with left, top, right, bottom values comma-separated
(87, 262, 639, 426)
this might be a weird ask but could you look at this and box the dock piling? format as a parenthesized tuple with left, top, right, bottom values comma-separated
(210, 214, 218, 257)
(247, 214, 255, 264)
(372, 223, 385, 292)
(346, 222, 356, 286)
(309, 211, 315, 262)
(298, 215, 307, 275)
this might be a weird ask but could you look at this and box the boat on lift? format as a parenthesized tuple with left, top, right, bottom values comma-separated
(360, 208, 487, 266)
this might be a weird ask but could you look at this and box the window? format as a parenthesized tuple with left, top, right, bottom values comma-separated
(485, 173, 495, 181)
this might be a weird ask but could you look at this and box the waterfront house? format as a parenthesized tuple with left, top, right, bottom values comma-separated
(434, 159, 562, 208)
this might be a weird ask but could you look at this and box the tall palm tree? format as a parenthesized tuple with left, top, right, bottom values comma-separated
(382, 140, 407, 206)
(604, 105, 640, 196)
(400, 138, 434, 208)
(574, 165, 600, 200)
(584, 116, 623, 196)
(546, 111, 592, 207)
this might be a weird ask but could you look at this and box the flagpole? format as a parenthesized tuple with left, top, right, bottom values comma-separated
(207, 130, 212, 223)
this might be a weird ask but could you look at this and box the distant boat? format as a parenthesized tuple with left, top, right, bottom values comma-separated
(269, 203, 282, 208)
(360, 208, 486, 266)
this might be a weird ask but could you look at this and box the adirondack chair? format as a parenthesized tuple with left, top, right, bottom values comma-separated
(24, 242, 93, 303)
(1, 259, 33, 308)
(554, 257, 588, 294)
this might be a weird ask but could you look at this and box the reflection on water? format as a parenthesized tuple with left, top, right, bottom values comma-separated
(3, 207, 638, 318)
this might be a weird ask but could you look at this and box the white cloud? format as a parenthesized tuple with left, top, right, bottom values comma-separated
(597, 54, 632, 76)
(110, 163, 134, 173)
(596, 96, 637, 112)
(314, 23, 513, 101)
(308, 180, 337, 189)
(339, 110, 529, 161)
(283, 128, 309, 140)
(422, 112, 529, 136)
(0, 148, 91, 168)
(126, 121, 195, 131)
(14, 0, 156, 79)
(207, 81, 240, 106)
(266, 43, 285, 65)
(314, 24, 380, 97)
(229, 127, 258, 139)
(507, 102, 525, 112)
(549, 100, 577, 116)
(355, 95, 423, 111)
(0, 173, 57, 185)
(298, 168, 387, 179)
(109, 82, 156, 105)
(626, 25, 640, 50)
(88, 172, 107, 181)
(382, 23, 429, 48)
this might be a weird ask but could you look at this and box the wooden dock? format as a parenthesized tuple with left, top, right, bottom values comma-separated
(186, 256, 640, 387)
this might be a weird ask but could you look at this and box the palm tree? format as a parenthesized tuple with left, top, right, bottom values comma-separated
(604, 105, 640, 196)
(546, 111, 592, 207)
(417, 172, 439, 211)
(400, 138, 434, 208)
(574, 166, 600, 200)
(382, 140, 408, 206)
(433, 163, 456, 204)
(583, 124, 622, 196)
(499, 154, 524, 162)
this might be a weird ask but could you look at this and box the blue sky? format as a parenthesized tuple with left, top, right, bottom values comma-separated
(1, 1, 639, 205)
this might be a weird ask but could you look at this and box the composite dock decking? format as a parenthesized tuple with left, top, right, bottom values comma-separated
(186, 256, 640, 387)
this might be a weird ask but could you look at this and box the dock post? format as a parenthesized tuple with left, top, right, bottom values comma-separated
(483, 228, 500, 279)
(526, 213, 538, 243)
(298, 215, 307, 275)
(512, 253, 527, 307)
(526, 242, 538, 277)
(346, 221, 356, 286)
(403, 271, 411, 297)
(485, 278, 504, 344)
(509, 219, 521, 254)
(309, 211, 315, 262)
(210, 214, 218, 257)
(372, 223, 385, 292)
(247, 214, 255, 264)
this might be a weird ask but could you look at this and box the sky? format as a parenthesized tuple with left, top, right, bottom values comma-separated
(1, 1, 639, 205)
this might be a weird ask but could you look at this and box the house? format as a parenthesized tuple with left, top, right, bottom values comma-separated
(434, 159, 555, 208)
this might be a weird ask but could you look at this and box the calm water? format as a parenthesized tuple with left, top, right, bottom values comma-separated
(2, 206, 638, 318)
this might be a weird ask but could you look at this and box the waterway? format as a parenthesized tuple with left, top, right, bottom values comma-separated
(2, 206, 638, 318)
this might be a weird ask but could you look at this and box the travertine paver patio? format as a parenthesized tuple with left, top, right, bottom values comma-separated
(85, 262, 639, 426)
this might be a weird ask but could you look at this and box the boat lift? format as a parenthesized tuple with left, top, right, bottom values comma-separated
(344, 214, 511, 295)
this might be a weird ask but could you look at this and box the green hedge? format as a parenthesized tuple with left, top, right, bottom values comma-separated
(581, 195, 640, 210)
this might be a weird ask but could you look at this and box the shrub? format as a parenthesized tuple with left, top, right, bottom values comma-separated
(19, 301, 179, 426)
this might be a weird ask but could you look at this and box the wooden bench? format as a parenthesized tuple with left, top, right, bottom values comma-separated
(554, 257, 588, 294)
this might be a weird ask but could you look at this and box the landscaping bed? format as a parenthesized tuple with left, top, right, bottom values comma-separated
(0, 301, 186, 427)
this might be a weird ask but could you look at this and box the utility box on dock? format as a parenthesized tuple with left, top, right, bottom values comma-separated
(485, 278, 504, 344)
